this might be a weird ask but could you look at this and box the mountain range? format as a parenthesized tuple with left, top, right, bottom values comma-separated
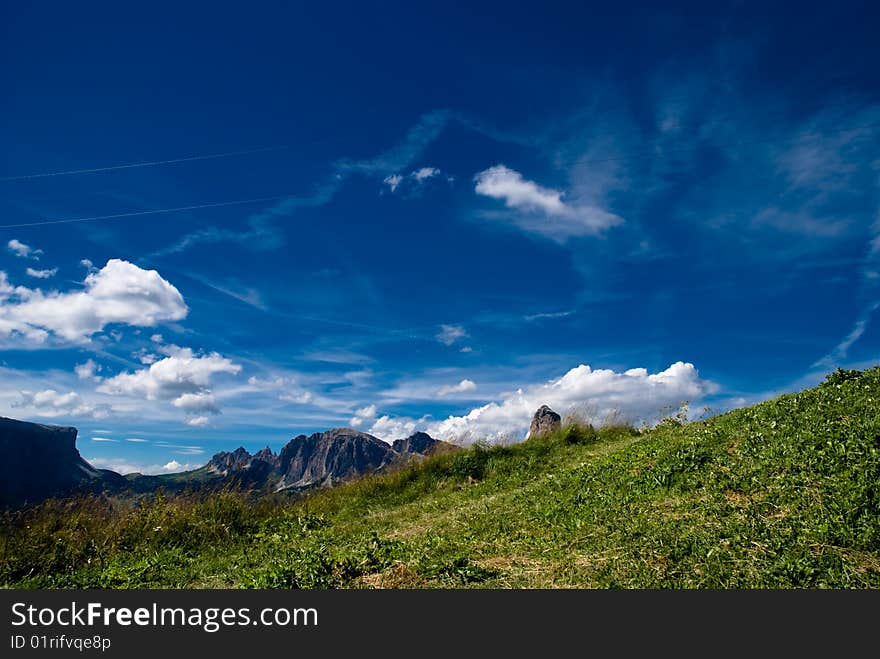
(0, 416, 457, 506)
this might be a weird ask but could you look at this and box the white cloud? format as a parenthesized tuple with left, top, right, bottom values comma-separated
(368, 414, 431, 442)
(279, 391, 314, 404)
(133, 348, 158, 364)
(7, 239, 42, 259)
(26, 267, 57, 279)
(171, 391, 220, 414)
(97, 346, 240, 418)
(185, 416, 209, 427)
(383, 166, 446, 193)
(125, 437, 149, 443)
(80, 259, 95, 271)
(436, 324, 468, 346)
(474, 165, 623, 239)
(475, 165, 567, 214)
(14, 388, 101, 419)
(460, 346, 473, 353)
(91, 437, 117, 442)
(437, 378, 477, 396)
(150, 333, 163, 343)
(163, 460, 184, 471)
(247, 375, 287, 388)
(366, 361, 716, 443)
(0, 259, 188, 344)
(75, 359, 102, 381)
(383, 174, 403, 192)
(413, 166, 440, 182)
(349, 404, 377, 428)
(98, 347, 239, 400)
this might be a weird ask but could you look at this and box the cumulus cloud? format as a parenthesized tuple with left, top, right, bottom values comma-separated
(25, 267, 57, 279)
(476, 165, 567, 214)
(349, 404, 377, 428)
(474, 165, 623, 239)
(0, 259, 188, 344)
(436, 324, 468, 346)
(171, 392, 220, 414)
(75, 359, 102, 381)
(7, 239, 42, 259)
(365, 361, 716, 443)
(368, 413, 431, 441)
(97, 346, 240, 418)
(437, 379, 477, 396)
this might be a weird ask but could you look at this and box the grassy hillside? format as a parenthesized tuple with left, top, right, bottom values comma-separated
(3, 366, 879, 588)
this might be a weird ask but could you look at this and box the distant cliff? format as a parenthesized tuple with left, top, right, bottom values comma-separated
(0, 416, 125, 506)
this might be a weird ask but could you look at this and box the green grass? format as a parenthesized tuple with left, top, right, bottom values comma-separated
(2, 366, 879, 588)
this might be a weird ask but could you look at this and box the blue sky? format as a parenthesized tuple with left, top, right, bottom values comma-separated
(1, 2, 879, 473)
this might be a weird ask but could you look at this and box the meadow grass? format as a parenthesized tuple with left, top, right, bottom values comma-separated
(2, 366, 879, 588)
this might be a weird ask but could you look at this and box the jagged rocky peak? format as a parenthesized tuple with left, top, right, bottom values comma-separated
(392, 431, 443, 456)
(529, 405, 561, 437)
(276, 427, 397, 491)
(208, 446, 253, 475)
(252, 446, 278, 464)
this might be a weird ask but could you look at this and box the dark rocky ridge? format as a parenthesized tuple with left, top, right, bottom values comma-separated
(0, 416, 125, 505)
(205, 429, 459, 492)
(207, 445, 279, 476)
(0, 414, 458, 506)
(391, 431, 444, 456)
(277, 428, 396, 490)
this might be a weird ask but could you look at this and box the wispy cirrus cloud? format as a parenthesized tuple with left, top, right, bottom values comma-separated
(338, 110, 454, 176)
(149, 176, 343, 260)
